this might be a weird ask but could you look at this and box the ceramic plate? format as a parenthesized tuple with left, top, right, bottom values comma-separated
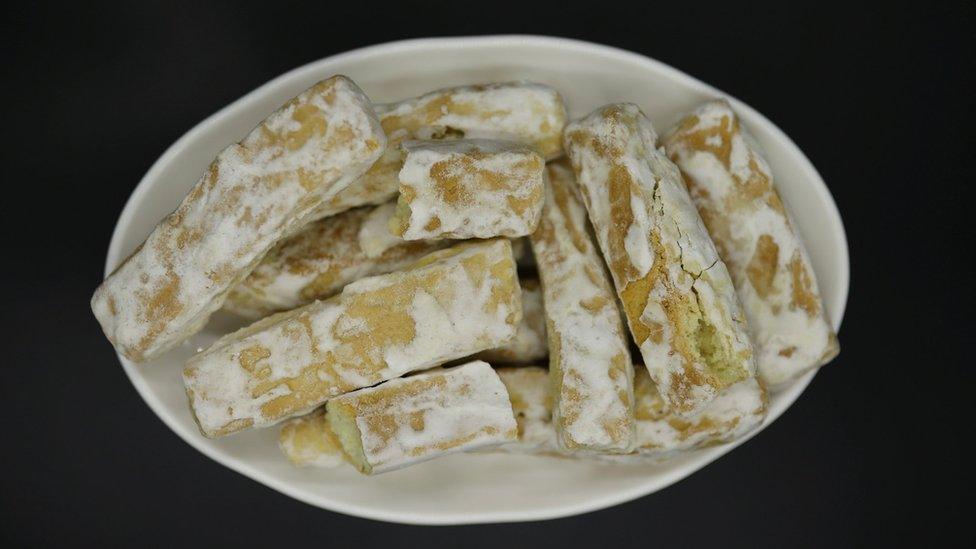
(104, 35, 848, 525)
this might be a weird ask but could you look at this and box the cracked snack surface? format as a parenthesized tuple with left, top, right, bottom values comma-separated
(663, 100, 839, 385)
(92, 76, 386, 361)
(564, 103, 756, 416)
(183, 239, 521, 438)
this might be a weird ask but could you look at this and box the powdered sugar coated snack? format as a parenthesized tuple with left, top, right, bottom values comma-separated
(93, 73, 840, 482)
(530, 161, 635, 453)
(501, 366, 766, 459)
(391, 139, 545, 240)
(92, 76, 386, 361)
(327, 361, 518, 475)
(663, 100, 839, 385)
(279, 366, 766, 467)
(564, 104, 756, 416)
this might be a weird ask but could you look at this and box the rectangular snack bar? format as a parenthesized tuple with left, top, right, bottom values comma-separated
(223, 203, 450, 319)
(183, 239, 522, 438)
(327, 361, 518, 475)
(275, 366, 546, 466)
(308, 81, 568, 220)
(564, 104, 756, 416)
(530, 160, 635, 453)
(662, 100, 839, 385)
(390, 139, 545, 240)
(91, 76, 386, 361)
(377, 81, 566, 159)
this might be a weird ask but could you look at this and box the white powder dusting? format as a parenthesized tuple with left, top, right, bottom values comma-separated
(92, 76, 386, 362)
(565, 103, 755, 416)
(375, 81, 567, 160)
(395, 139, 545, 240)
(530, 161, 635, 453)
(332, 361, 517, 474)
(183, 239, 520, 437)
(495, 367, 766, 459)
(280, 366, 767, 467)
(663, 99, 837, 386)
(382, 242, 520, 372)
(475, 279, 548, 364)
(223, 205, 451, 319)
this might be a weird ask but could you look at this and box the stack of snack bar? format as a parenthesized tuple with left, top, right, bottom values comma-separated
(92, 76, 838, 475)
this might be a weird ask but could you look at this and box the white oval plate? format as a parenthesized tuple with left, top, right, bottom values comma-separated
(104, 36, 848, 525)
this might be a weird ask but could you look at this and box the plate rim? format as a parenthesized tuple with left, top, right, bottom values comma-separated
(102, 34, 849, 525)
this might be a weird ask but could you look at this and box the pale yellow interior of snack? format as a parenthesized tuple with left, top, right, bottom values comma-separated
(279, 410, 345, 466)
(689, 314, 744, 386)
(624, 232, 749, 398)
(327, 402, 372, 474)
(389, 197, 411, 237)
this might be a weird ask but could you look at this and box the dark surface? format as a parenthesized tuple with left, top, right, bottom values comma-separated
(3, 1, 971, 546)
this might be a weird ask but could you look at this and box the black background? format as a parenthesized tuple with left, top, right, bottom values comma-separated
(3, 1, 972, 546)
